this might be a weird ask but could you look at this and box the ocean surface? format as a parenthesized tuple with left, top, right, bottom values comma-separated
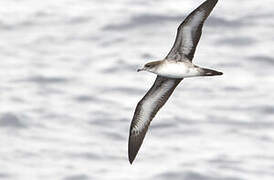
(0, 0, 274, 179)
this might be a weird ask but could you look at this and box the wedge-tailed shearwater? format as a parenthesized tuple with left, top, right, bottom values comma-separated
(128, 0, 222, 164)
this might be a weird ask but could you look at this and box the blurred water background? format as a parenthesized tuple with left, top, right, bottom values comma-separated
(0, 0, 274, 179)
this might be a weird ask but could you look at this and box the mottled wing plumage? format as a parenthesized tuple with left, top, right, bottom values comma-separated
(128, 76, 182, 163)
(166, 0, 218, 61)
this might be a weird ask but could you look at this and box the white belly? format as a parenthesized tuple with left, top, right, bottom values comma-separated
(155, 61, 200, 78)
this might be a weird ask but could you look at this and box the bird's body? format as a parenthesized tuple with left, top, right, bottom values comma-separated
(142, 59, 222, 79)
(145, 60, 199, 78)
(128, 0, 222, 164)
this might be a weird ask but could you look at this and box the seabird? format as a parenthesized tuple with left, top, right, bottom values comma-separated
(128, 0, 221, 164)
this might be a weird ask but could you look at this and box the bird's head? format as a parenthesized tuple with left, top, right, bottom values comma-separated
(137, 61, 162, 73)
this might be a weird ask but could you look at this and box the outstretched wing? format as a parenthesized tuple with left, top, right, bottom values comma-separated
(166, 0, 218, 61)
(128, 76, 182, 164)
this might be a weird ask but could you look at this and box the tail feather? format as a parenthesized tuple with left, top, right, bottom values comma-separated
(201, 68, 223, 76)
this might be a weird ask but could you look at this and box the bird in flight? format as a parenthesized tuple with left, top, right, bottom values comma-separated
(128, 0, 221, 164)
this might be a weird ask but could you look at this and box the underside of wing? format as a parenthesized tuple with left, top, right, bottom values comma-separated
(128, 76, 182, 164)
(166, 0, 218, 61)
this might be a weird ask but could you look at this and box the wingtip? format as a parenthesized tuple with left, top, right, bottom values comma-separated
(206, 0, 218, 7)
(203, 0, 218, 9)
(128, 143, 137, 164)
(128, 136, 136, 164)
(128, 152, 136, 164)
(129, 158, 134, 164)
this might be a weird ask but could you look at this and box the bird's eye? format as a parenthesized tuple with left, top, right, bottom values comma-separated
(145, 64, 151, 68)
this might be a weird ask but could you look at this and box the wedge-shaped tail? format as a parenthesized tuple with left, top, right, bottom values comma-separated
(200, 67, 223, 76)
